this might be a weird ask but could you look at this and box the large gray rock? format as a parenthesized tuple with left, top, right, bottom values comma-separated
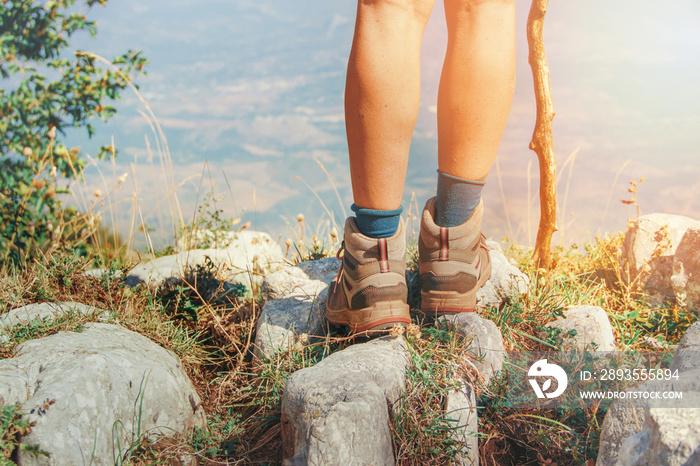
(671, 322, 700, 374)
(598, 323, 700, 466)
(478, 247, 529, 307)
(438, 313, 505, 386)
(598, 375, 700, 466)
(254, 258, 339, 359)
(544, 306, 616, 352)
(618, 391, 700, 466)
(671, 227, 700, 313)
(125, 230, 284, 294)
(281, 336, 409, 465)
(597, 394, 649, 466)
(621, 214, 700, 303)
(0, 323, 206, 465)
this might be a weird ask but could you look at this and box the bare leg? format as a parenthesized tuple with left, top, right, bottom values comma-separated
(345, 0, 436, 211)
(438, 0, 516, 179)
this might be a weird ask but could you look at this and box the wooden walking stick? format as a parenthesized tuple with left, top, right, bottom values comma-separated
(527, 0, 557, 269)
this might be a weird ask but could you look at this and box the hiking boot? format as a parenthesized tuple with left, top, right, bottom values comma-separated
(326, 217, 411, 334)
(418, 197, 492, 316)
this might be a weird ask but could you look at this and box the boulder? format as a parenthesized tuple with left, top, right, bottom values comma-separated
(281, 336, 408, 465)
(671, 227, 700, 313)
(620, 214, 700, 303)
(544, 306, 616, 352)
(124, 230, 284, 294)
(478, 248, 530, 308)
(0, 323, 206, 465)
(254, 258, 339, 359)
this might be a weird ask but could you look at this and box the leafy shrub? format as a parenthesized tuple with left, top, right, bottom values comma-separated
(0, 0, 148, 267)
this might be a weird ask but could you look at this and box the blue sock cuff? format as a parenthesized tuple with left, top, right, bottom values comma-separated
(351, 204, 403, 238)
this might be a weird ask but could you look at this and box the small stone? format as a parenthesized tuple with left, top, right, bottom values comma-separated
(84, 268, 124, 279)
(254, 258, 340, 359)
(438, 313, 505, 386)
(484, 238, 504, 254)
(543, 305, 615, 352)
(445, 382, 479, 465)
(478, 248, 529, 308)
(254, 286, 327, 360)
(0, 302, 111, 333)
(261, 267, 312, 302)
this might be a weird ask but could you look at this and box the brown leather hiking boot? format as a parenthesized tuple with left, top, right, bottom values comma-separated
(326, 217, 411, 334)
(418, 197, 492, 316)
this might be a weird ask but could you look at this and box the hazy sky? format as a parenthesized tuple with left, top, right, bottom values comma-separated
(60, 0, 700, 248)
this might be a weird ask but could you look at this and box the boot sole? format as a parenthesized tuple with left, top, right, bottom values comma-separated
(326, 300, 411, 334)
(420, 261, 492, 317)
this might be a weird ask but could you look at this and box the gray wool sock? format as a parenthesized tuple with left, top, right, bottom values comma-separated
(435, 169, 486, 227)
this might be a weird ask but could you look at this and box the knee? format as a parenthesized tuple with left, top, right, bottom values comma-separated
(359, 0, 435, 24)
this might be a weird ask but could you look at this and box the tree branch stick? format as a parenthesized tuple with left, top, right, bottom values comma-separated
(527, 0, 557, 269)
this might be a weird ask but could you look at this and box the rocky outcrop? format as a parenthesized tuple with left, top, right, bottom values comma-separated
(123, 230, 284, 295)
(0, 323, 206, 465)
(621, 214, 700, 306)
(254, 257, 339, 359)
(281, 336, 409, 465)
(544, 306, 616, 352)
